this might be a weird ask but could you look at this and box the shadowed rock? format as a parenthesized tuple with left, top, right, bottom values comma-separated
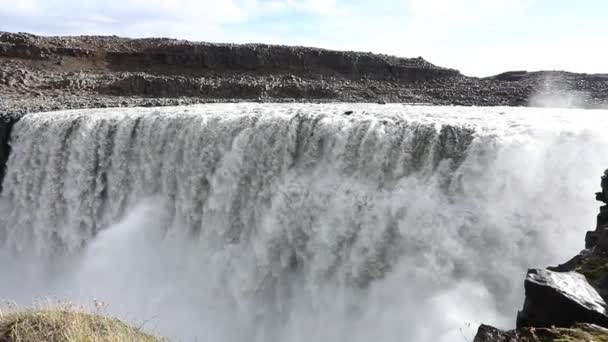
(0, 116, 16, 191)
(586, 170, 608, 249)
(473, 325, 517, 342)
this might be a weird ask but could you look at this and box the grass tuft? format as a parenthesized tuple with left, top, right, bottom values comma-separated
(0, 301, 164, 342)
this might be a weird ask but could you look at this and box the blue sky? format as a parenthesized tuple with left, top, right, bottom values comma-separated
(0, 0, 606, 76)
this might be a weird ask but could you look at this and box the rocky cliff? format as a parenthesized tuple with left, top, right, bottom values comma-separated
(1, 31, 608, 122)
(474, 171, 608, 341)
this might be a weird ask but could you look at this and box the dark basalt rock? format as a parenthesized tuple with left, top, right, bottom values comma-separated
(585, 170, 608, 250)
(0, 116, 16, 191)
(0, 31, 460, 83)
(489, 71, 530, 82)
(516, 269, 608, 329)
(473, 325, 517, 342)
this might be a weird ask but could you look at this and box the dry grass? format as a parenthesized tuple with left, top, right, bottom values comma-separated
(0, 301, 164, 342)
(513, 324, 608, 342)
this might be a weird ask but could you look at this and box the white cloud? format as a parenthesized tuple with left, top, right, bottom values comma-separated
(407, 0, 529, 21)
(389, 0, 606, 76)
(0, 0, 606, 76)
(0, 0, 252, 39)
(403, 0, 530, 43)
(287, 0, 337, 14)
(0, 0, 339, 39)
(268, 0, 607, 77)
(0, 0, 44, 17)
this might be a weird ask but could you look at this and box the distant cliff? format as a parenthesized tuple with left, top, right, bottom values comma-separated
(1, 31, 608, 120)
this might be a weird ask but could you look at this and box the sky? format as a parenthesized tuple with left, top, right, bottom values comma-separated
(0, 0, 606, 76)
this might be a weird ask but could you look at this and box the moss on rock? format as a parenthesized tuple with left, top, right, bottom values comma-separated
(575, 254, 608, 289)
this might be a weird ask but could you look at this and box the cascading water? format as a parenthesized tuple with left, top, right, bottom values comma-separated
(0, 103, 607, 341)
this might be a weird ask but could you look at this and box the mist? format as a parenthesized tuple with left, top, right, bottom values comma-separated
(529, 73, 607, 109)
(1, 104, 607, 341)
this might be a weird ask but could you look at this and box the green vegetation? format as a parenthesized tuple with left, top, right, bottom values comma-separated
(575, 254, 608, 288)
(0, 305, 164, 342)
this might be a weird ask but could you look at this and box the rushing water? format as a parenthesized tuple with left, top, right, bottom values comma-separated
(0, 103, 607, 341)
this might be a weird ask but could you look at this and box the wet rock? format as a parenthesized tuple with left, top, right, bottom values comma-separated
(0, 116, 16, 191)
(516, 269, 608, 329)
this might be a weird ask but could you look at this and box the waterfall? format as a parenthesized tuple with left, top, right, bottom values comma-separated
(1, 103, 607, 341)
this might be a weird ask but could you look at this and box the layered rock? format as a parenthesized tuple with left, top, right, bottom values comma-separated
(0, 31, 459, 82)
(1, 31, 608, 120)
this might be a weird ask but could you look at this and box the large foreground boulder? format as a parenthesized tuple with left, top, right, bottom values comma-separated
(516, 269, 608, 328)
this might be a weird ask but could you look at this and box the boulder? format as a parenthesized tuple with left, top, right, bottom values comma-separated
(516, 269, 608, 328)
(473, 325, 516, 342)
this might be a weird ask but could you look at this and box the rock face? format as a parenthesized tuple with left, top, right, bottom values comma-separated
(516, 269, 608, 328)
(587, 169, 608, 249)
(0, 32, 459, 82)
(0, 117, 16, 192)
